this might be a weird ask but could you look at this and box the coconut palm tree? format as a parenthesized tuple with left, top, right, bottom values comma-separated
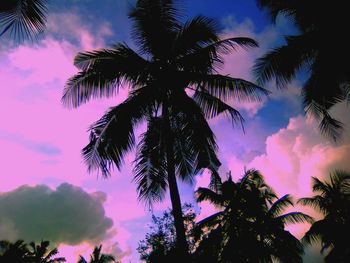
(298, 170, 350, 262)
(62, 0, 267, 259)
(77, 245, 117, 263)
(254, 0, 350, 140)
(0, 0, 47, 41)
(195, 169, 313, 262)
(0, 240, 30, 262)
(28, 240, 66, 263)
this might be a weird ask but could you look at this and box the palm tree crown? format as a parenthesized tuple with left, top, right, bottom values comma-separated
(78, 245, 116, 263)
(28, 240, 66, 263)
(195, 169, 313, 262)
(298, 170, 350, 262)
(254, 0, 350, 140)
(62, 0, 267, 259)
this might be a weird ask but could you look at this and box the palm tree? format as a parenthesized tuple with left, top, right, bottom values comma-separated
(62, 0, 267, 259)
(77, 245, 117, 263)
(195, 169, 313, 262)
(28, 240, 66, 263)
(298, 170, 350, 262)
(0, 0, 47, 41)
(254, 0, 350, 140)
(0, 240, 30, 262)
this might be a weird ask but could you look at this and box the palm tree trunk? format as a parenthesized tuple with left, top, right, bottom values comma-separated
(162, 101, 190, 261)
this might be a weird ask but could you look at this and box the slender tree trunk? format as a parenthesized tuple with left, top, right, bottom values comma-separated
(162, 100, 190, 261)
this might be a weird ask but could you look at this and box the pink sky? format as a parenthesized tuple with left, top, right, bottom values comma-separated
(1, 9, 349, 263)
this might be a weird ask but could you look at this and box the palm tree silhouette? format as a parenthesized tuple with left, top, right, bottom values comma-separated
(28, 240, 66, 263)
(195, 170, 313, 262)
(0, 240, 30, 262)
(298, 170, 350, 262)
(0, 0, 47, 41)
(77, 245, 117, 263)
(62, 0, 267, 259)
(254, 0, 350, 140)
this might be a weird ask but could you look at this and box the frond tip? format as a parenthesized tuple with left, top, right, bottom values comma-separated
(0, 0, 48, 41)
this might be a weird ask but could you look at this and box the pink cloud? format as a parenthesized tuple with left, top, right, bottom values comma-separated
(248, 109, 350, 198)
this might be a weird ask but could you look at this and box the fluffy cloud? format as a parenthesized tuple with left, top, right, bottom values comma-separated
(248, 104, 350, 198)
(0, 183, 113, 245)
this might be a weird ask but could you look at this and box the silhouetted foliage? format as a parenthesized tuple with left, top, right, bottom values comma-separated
(27, 240, 66, 263)
(137, 204, 200, 262)
(0, 240, 65, 263)
(298, 170, 350, 262)
(77, 245, 117, 263)
(255, 0, 350, 140)
(0, 0, 47, 41)
(0, 240, 30, 262)
(62, 0, 266, 259)
(194, 169, 313, 263)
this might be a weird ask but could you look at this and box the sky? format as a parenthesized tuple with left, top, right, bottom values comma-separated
(1, 0, 350, 262)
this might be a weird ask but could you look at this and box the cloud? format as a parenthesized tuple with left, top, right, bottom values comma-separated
(219, 15, 301, 117)
(0, 11, 129, 191)
(248, 103, 350, 198)
(0, 183, 114, 245)
(47, 12, 114, 51)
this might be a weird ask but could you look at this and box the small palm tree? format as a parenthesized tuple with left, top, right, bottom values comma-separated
(0, 240, 30, 262)
(62, 0, 267, 259)
(0, 0, 47, 41)
(77, 245, 117, 263)
(195, 169, 313, 262)
(298, 170, 350, 262)
(28, 240, 66, 263)
(254, 0, 350, 140)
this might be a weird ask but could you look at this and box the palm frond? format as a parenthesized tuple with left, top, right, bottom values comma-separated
(82, 89, 151, 177)
(129, 0, 181, 58)
(63, 71, 118, 108)
(172, 93, 221, 172)
(253, 34, 314, 88)
(209, 169, 223, 193)
(193, 88, 244, 127)
(298, 196, 328, 214)
(311, 176, 330, 194)
(302, 219, 330, 246)
(173, 15, 220, 58)
(178, 37, 258, 74)
(196, 211, 224, 228)
(277, 212, 314, 225)
(330, 170, 350, 191)
(133, 117, 168, 204)
(0, 0, 47, 41)
(318, 112, 344, 142)
(62, 44, 149, 108)
(303, 77, 345, 141)
(195, 187, 224, 208)
(268, 194, 294, 217)
(189, 73, 268, 102)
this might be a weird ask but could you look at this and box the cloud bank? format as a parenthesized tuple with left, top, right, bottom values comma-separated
(0, 183, 113, 245)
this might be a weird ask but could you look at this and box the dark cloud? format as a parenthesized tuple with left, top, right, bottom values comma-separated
(0, 183, 113, 245)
